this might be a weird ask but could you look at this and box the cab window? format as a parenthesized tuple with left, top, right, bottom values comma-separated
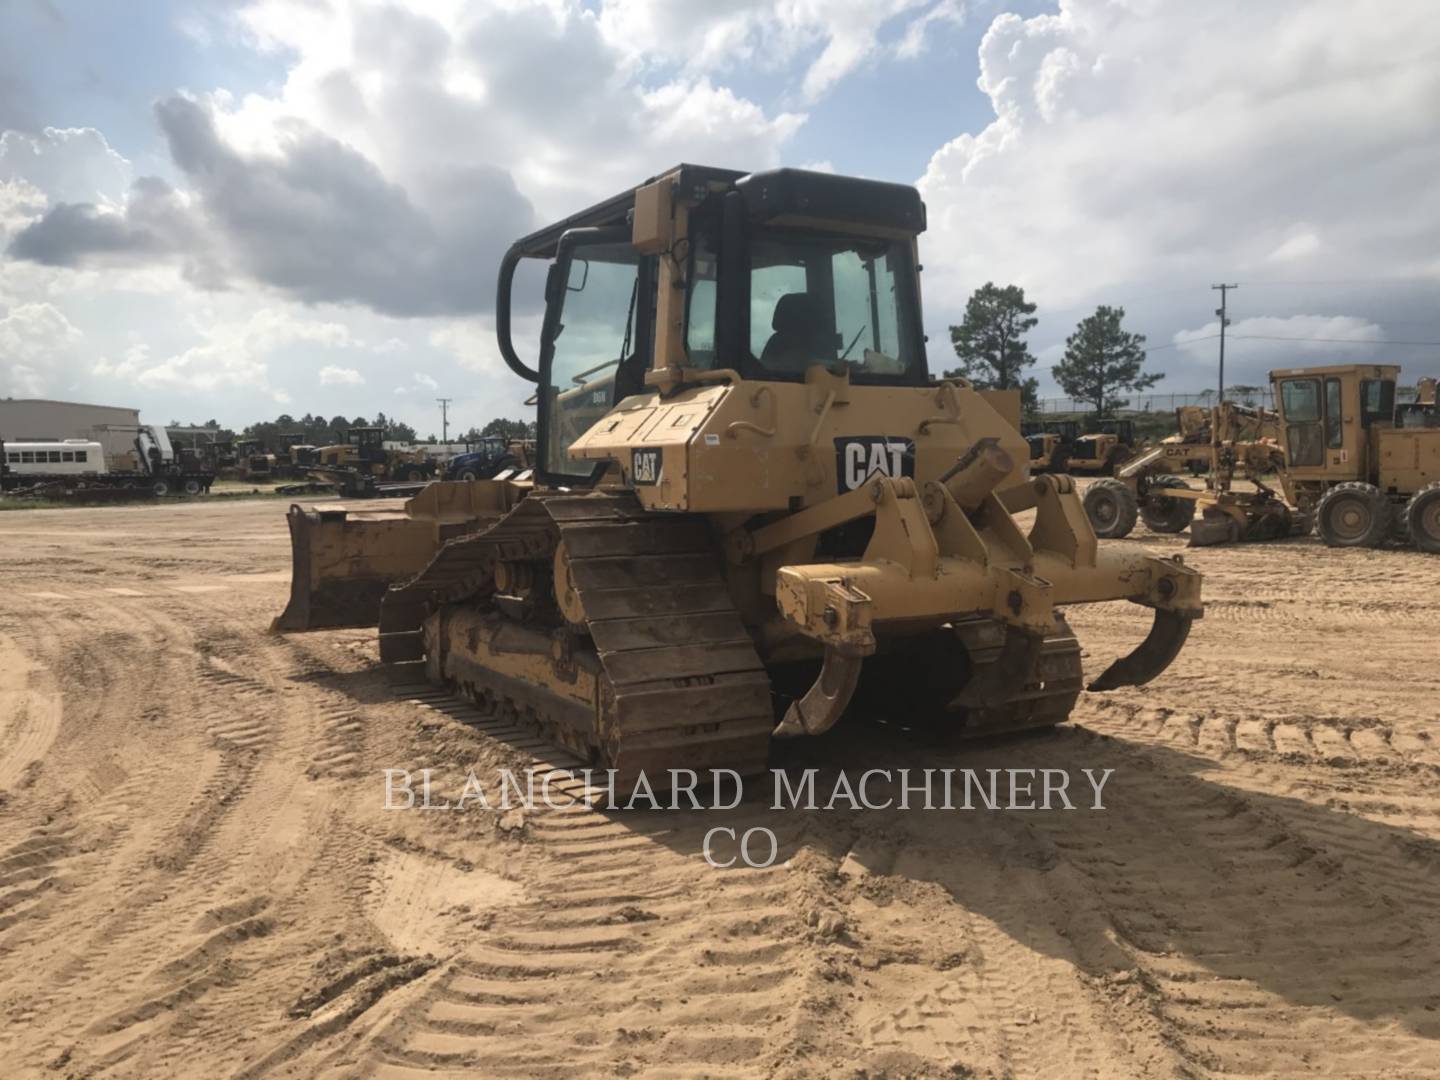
(542, 242, 641, 479)
(685, 231, 717, 369)
(1324, 378, 1343, 449)
(1280, 378, 1323, 466)
(1360, 379, 1394, 427)
(747, 230, 922, 384)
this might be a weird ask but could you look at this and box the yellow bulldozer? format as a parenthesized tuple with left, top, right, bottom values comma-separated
(275, 165, 1203, 781)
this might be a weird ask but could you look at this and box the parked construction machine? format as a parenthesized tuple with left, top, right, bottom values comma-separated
(234, 438, 276, 481)
(1085, 407, 1297, 546)
(1083, 365, 1439, 551)
(306, 427, 437, 495)
(1067, 419, 1135, 475)
(276, 432, 318, 477)
(445, 436, 534, 481)
(276, 165, 1203, 781)
(1020, 420, 1078, 474)
(1159, 403, 1279, 476)
(1274, 365, 1439, 550)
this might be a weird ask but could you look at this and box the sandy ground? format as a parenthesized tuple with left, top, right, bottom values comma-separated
(1, 494, 1438, 1079)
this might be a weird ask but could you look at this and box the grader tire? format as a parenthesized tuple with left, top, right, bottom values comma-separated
(1084, 478, 1139, 539)
(1316, 481, 1391, 548)
(1140, 475, 1195, 534)
(1405, 482, 1440, 554)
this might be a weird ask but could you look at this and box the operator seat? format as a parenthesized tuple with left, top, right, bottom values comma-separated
(760, 293, 831, 375)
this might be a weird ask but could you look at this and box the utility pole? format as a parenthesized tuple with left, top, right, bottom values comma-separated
(1211, 284, 1237, 402)
(436, 397, 452, 445)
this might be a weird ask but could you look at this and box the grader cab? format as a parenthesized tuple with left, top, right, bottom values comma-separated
(277, 165, 1203, 780)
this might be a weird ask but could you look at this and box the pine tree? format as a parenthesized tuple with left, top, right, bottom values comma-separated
(1051, 305, 1162, 416)
(945, 282, 1041, 411)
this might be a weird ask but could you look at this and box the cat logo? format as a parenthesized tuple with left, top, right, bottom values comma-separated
(834, 436, 915, 493)
(632, 447, 661, 485)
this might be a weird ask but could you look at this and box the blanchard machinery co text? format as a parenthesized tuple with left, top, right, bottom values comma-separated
(385, 767, 1116, 866)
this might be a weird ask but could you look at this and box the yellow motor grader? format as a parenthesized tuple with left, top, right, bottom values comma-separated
(1082, 366, 1439, 550)
(1272, 365, 1438, 549)
(275, 165, 1203, 781)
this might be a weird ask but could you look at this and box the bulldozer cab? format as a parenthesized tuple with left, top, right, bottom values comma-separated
(1270, 364, 1399, 481)
(497, 165, 932, 494)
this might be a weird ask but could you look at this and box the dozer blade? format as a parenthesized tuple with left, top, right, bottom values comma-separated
(271, 504, 440, 632)
(1087, 608, 1194, 691)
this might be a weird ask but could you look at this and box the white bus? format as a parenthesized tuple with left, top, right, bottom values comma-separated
(2, 439, 108, 479)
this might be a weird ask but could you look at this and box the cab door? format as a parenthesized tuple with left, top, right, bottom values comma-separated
(1277, 377, 1325, 470)
(536, 227, 653, 486)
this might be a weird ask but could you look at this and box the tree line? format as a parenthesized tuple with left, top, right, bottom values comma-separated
(167, 413, 535, 450)
(944, 284, 1162, 416)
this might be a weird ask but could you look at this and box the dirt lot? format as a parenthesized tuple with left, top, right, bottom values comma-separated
(1, 495, 1438, 1079)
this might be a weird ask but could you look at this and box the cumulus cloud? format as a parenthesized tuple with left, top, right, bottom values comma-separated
(1171, 315, 1388, 385)
(7, 1, 802, 320)
(90, 307, 362, 404)
(918, 0, 1440, 318)
(0, 300, 84, 396)
(0, 127, 131, 205)
(597, 0, 956, 102)
(318, 364, 364, 386)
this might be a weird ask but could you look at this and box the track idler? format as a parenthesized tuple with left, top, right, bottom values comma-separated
(1087, 608, 1195, 691)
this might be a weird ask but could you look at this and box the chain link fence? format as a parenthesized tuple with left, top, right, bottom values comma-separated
(1035, 390, 1276, 415)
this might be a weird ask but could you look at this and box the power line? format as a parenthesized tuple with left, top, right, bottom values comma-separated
(1234, 278, 1438, 288)
(1143, 334, 1219, 353)
(1142, 332, 1440, 353)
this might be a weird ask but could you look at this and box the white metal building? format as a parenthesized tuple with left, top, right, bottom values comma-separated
(0, 398, 143, 463)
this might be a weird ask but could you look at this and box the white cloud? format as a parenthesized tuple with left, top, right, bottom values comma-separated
(0, 301, 85, 397)
(918, 0, 1440, 317)
(597, 0, 948, 102)
(318, 364, 364, 386)
(0, 127, 131, 205)
(9, 2, 804, 316)
(1173, 314, 1386, 377)
(89, 306, 361, 405)
(412, 372, 438, 390)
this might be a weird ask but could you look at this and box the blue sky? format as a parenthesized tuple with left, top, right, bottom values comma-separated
(1, 0, 1437, 435)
